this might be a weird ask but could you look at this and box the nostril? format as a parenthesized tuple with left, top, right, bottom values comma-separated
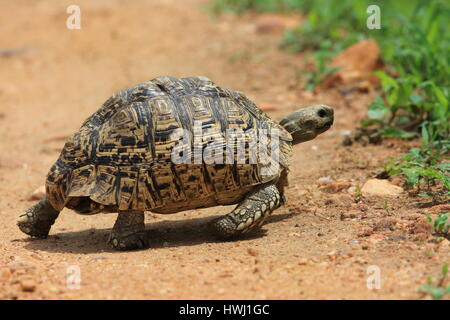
(318, 109, 327, 118)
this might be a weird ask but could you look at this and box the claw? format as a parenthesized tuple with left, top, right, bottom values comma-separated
(108, 232, 149, 251)
(17, 214, 31, 224)
(16, 198, 59, 239)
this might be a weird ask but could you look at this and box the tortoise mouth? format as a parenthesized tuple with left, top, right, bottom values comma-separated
(318, 119, 333, 132)
(324, 119, 333, 128)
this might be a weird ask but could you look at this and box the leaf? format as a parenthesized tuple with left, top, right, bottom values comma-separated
(426, 19, 439, 44)
(432, 86, 449, 109)
(360, 119, 382, 127)
(421, 125, 429, 148)
(382, 127, 416, 139)
(374, 71, 399, 105)
(401, 168, 421, 185)
(367, 97, 389, 120)
(410, 94, 425, 104)
(418, 285, 445, 300)
(375, 71, 399, 90)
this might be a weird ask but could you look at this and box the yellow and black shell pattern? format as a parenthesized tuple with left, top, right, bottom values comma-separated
(46, 76, 293, 213)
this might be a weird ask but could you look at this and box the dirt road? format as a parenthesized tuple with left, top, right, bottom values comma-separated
(0, 0, 448, 299)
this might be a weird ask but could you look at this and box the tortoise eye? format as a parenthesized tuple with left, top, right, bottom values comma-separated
(318, 109, 327, 118)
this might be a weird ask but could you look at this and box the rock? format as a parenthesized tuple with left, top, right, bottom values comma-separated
(317, 176, 332, 184)
(20, 279, 36, 292)
(361, 179, 403, 197)
(298, 259, 308, 266)
(331, 40, 381, 72)
(27, 186, 46, 201)
(247, 248, 259, 257)
(318, 39, 381, 91)
(327, 251, 337, 261)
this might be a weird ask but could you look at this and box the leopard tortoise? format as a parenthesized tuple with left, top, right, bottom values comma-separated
(18, 76, 333, 250)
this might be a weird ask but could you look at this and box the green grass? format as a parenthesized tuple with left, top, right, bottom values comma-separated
(297, 40, 340, 91)
(383, 126, 449, 200)
(207, 0, 304, 14)
(427, 213, 450, 238)
(282, 0, 373, 53)
(418, 264, 450, 300)
(209, 0, 450, 199)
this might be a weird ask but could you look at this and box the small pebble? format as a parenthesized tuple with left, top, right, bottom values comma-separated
(247, 248, 259, 257)
(298, 259, 308, 266)
(27, 186, 46, 201)
(327, 251, 337, 261)
(317, 176, 332, 184)
(20, 279, 36, 292)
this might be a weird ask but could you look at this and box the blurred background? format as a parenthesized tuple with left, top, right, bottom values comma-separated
(0, 0, 448, 300)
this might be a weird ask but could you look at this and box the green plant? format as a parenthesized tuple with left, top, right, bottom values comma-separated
(362, 8, 450, 140)
(354, 187, 362, 202)
(427, 213, 450, 237)
(207, 0, 303, 14)
(282, 0, 371, 53)
(383, 126, 449, 201)
(383, 200, 392, 216)
(418, 264, 450, 300)
(209, 0, 450, 196)
(273, 1, 450, 142)
(298, 41, 340, 91)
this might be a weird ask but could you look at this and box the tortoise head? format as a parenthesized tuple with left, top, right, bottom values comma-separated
(279, 104, 334, 145)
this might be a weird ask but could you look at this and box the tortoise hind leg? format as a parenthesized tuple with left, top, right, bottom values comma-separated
(108, 210, 148, 251)
(211, 184, 282, 238)
(17, 196, 60, 238)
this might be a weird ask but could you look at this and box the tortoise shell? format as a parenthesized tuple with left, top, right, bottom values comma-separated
(45, 76, 293, 214)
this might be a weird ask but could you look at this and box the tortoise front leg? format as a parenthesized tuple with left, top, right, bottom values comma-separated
(17, 196, 60, 238)
(211, 184, 282, 238)
(108, 210, 148, 251)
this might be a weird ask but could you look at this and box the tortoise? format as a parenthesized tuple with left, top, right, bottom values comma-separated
(17, 76, 333, 250)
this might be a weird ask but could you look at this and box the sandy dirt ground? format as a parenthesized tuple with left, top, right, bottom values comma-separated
(0, 0, 448, 300)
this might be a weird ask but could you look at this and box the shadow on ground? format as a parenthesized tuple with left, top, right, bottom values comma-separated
(18, 212, 294, 254)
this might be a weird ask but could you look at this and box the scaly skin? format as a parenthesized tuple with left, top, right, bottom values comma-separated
(17, 196, 60, 238)
(108, 211, 149, 251)
(211, 184, 282, 238)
